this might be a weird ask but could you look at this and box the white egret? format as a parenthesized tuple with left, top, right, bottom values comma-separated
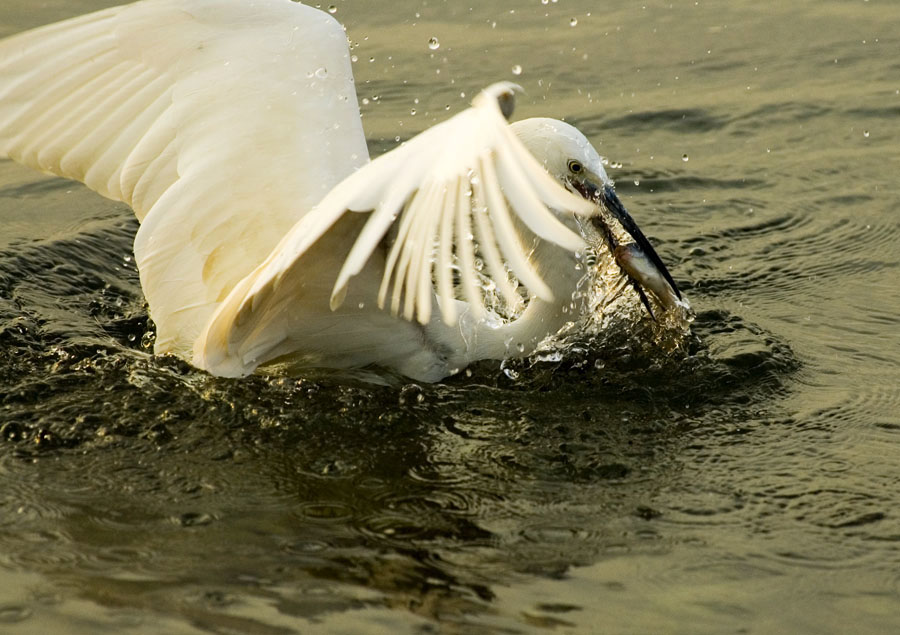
(0, 0, 687, 382)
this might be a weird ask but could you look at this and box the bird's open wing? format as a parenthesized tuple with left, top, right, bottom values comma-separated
(0, 0, 367, 355)
(204, 83, 596, 372)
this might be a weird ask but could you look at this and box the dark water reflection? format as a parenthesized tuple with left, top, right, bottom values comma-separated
(2, 0, 900, 633)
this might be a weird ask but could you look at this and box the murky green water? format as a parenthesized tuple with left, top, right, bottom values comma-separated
(2, 1, 899, 633)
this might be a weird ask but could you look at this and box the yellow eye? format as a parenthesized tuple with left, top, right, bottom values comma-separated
(568, 160, 583, 174)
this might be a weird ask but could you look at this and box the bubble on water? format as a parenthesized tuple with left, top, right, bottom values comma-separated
(863, 130, 870, 138)
(428, 37, 440, 50)
(682, 154, 689, 162)
(350, 54, 358, 62)
(314, 67, 328, 79)
(569, 18, 578, 27)
(410, 108, 417, 115)
(511, 64, 523, 75)
(327, 5, 337, 14)
(634, 179, 640, 186)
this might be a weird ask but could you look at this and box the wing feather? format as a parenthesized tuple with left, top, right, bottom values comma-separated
(378, 192, 417, 312)
(0, 0, 369, 358)
(498, 125, 592, 221)
(435, 181, 458, 325)
(480, 154, 550, 302)
(471, 161, 522, 313)
(410, 183, 444, 323)
(494, 135, 585, 253)
(453, 174, 483, 322)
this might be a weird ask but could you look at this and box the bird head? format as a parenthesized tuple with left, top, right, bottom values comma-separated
(511, 117, 684, 316)
(510, 117, 608, 190)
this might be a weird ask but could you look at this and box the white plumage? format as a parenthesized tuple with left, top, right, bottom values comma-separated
(0, 0, 685, 382)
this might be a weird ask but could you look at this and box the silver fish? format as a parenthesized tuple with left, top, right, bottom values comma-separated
(614, 243, 683, 312)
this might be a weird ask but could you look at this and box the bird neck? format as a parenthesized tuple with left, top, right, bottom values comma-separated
(426, 240, 586, 368)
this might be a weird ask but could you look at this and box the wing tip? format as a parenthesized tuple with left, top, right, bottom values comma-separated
(330, 284, 348, 311)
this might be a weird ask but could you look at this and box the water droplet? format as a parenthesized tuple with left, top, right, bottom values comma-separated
(328, 5, 337, 13)
(633, 179, 640, 186)
(314, 67, 328, 79)
(682, 154, 689, 162)
(410, 108, 417, 115)
(500, 360, 520, 380)
(428, 37, 440, 50)
(141, 331, 156, 349)
(569, 17, 578, 27)
(863, 130, 870, 138)
(350, 54, 358, 62)
(511, 64, 523, 75)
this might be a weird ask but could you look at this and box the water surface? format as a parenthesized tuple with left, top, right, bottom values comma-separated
(1, 1, 899, 633)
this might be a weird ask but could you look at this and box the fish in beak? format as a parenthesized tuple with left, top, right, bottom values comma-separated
(570, 178, 684, 319)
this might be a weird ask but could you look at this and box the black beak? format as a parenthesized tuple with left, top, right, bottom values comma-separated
(573, 180, 682, 317)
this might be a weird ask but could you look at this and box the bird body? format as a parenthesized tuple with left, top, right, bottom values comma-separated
(0, 0, 687, 382)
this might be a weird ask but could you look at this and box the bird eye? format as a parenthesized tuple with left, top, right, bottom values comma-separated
(567, 160, 583, 174)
